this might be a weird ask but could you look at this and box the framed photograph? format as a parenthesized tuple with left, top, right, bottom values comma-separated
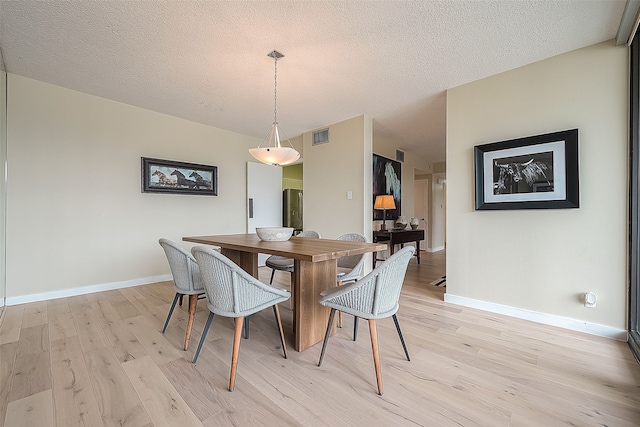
(474, 129, 579, 210)
(373, 153, 401, 219)
(141, 157, 218, 196)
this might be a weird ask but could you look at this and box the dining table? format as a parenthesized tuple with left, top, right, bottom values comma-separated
(183, 233, 386, 352)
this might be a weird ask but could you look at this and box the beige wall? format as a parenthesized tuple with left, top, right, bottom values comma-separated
(303, 115, 373, 241)
(446, 41, 628, 332)
(6, 74, 261, 299)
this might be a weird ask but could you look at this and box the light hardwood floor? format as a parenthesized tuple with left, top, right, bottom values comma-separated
(1, 250, 640, 426)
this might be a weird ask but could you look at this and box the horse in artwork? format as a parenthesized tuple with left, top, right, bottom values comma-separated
(151, 170, 177, 187)
(189, 171, 212, 190)
(170, 170, 198, 188)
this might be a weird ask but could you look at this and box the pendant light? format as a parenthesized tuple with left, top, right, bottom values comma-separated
(249, 50, 300, 166)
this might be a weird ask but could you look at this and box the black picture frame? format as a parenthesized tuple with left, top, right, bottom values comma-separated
(474, 129, 579, 210)
(141, 157, 218, 196)
(372, 153, 402, 219)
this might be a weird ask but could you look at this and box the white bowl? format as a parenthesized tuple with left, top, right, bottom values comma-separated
(255, 227, 294, 242)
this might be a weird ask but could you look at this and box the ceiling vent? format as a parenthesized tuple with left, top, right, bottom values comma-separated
(312, 128, 329, 146)
(396, 149, 405, 163)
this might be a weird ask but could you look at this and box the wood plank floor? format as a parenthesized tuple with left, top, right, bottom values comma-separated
(1, 250, 640, 426)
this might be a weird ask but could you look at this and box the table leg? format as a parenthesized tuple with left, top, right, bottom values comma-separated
(221, 249, 258, 278)
(293, 259, 336, 352)
(415, 239, 421, 264)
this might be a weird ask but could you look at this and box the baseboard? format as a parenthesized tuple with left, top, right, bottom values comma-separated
(6, 274, 172, 306)
(443, 293, 628, 341)
(426, 246, 445, 253)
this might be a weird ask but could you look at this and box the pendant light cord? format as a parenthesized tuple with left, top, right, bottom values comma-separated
(273, 56, 278, 125)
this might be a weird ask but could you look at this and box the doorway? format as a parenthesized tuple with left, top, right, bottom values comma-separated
(247, 162, 282, 265)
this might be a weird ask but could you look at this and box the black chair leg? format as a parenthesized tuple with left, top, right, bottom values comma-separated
(318, 309, 337, 367)
(272, 305, 287, 359)
(162, 293, 180, 333)
(192, 312, 214, 364)
(392, 314, 410, 361)
(244, 315, 250, 339)
(269, 268, 276, 284)
(353, 316, 359, 341)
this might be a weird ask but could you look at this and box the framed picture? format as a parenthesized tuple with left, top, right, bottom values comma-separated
(141, 157, 218, 196)
(474, 129, 579, 210)
(373, 153, 401, 219)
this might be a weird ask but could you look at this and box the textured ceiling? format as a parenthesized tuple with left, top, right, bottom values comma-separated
(0, 1, 627, 168)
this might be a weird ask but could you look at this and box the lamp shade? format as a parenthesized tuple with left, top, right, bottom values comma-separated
(374, 195, 396, 210)
(249, 122, 300, 166)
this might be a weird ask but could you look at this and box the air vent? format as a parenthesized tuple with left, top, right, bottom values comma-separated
(396, 149, 405, 162)
(312, 128, 329, 145)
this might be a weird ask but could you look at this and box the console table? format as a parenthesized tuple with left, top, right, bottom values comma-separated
(372, 228, 425, 268)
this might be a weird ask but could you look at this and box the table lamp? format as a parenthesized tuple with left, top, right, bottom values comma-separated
(374, 195, 396, 230)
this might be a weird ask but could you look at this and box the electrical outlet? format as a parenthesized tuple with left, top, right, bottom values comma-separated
(584, 292, 597, 308)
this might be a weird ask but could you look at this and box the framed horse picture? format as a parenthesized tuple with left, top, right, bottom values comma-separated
(141, 157, 218, 196)
(473, 129, 579, 210)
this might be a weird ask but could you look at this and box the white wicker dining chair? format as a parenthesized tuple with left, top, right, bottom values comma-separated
(317, 245, 415, 395)
(335, 233, 367, 335)
(239, 229, 320, 340)
(158, 238, 206, 351)
(191, 245, 291, 392)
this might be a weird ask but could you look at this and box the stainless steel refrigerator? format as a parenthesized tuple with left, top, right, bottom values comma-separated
(283, 189, 303, 231)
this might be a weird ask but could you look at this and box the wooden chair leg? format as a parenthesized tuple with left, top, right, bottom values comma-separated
(368, 319, 383, 395)
(317, 308, 337, 367)
(272, 305, 287, 359)
(162, 293, 180, 333)
(183, 294, 198, 350)
(337, 281, 343, 328)
(392, 314, 410, 361)
(192, 312, 214, 364)
(229, 316, 244, 392)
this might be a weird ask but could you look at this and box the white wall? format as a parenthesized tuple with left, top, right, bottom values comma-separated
(303, 115, 373, 240)
(446, 41, 628, 335)
(6, 74, 261, 300)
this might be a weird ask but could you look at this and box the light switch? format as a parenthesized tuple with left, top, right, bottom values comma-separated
(347, 191, 353, 200)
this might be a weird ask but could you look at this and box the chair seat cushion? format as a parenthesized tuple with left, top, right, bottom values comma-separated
(265, 256, 294, 270)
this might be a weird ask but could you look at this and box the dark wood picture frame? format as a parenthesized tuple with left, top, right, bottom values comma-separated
(474, 129, 579, 210)
(141, 157, 218, 196)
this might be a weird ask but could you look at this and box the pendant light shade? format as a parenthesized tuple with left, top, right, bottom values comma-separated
(250, 50, 300, 166)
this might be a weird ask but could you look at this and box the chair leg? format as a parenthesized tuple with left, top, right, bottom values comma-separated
(317, 308, 337, 367)
(179, 294, 184, 306)
(368, 319, 383, 396)
(269, 268, 276, 284)
(183, 294, 199, 351)
(192, 312, 214, 364)
(353, 316, 359, 341)
(244, 315, 250, 339)
(272, 305, 287, 359)
(337, 281, 343, 328)
(392, 314, 410, 361)
(162, 293, 180, 333)
(229, 317, 244, 392)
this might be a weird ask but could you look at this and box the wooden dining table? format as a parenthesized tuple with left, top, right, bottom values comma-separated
(183, 233, 386, 351)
